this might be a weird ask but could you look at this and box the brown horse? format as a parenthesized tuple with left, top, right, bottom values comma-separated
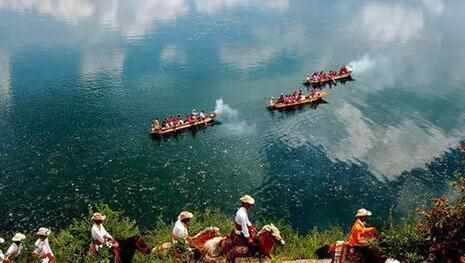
(316, 242, 400, 263)
(153, 227, 221, 259)
(116, 235, 152, 263)
(202, 224, 285, 263)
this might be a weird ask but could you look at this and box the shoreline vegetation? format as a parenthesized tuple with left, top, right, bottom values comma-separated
(1, 173, 465, 262)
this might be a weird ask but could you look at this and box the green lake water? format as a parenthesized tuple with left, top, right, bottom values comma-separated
(0, 0, 465, 232)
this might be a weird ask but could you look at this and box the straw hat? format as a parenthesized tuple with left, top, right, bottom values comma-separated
(240, 195, 255, 205)
(91, 212, 106, 221)
(355, 208, 372, 218)
(178, 211, 194, 221)
(36, 227, 51, 237)
(0, 237, 5, 244)
(12, 233, 26, 242)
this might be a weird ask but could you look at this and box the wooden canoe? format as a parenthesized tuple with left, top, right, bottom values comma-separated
(150, 113, 217, 136)
(303, 73, 352, 86)
(268, 91, 329, 110)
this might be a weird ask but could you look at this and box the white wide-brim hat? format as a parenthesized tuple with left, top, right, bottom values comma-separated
(0, 237, 5, 243)
(12, 233, 26, 242)
(36, 227, 51, 237)
(240, 195, 255, 205)
(355, 208, 372, 217)
(178, 211, 194, 221)
(92, 212, 107, 221)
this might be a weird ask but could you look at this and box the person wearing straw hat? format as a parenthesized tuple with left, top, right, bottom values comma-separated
(3, 233, 26, 263)
(172, 211, 194, 262)
(347, 208, 379, 262)
(231, 195, 257, 248)
(89, 212, 121, 263)
(32, 227, 55, 263)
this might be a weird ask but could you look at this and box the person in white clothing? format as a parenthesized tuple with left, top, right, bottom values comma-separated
(3, 233, 26, 263)
(32, 227, 55, 263)
(89, 212, 121, 263)
(172, 211, 194, 262)
(232, 195, 257, 247)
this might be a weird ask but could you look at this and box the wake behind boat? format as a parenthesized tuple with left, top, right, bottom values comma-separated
(267, 89, 329, 110)
(150, 110, 217, 136)
(303, 65, 353, 86)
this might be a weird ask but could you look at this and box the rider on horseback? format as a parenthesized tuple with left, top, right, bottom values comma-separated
(231, 195, 257, 249)
(89, 212, 121, 263)
(172, 211, 194, 262)
(32, 227, 56, 263)
(347, 208, 379, 262)
(2, 233, 26, 263)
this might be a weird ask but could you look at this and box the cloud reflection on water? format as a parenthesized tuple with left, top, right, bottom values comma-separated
(81, 48, 125, 79)
(220, 25, 306, 69)
(0, 0, 188, 40)
(353, 2, 425, 44)
(0, 0, 94, 24)
(194, 0, 288, 14)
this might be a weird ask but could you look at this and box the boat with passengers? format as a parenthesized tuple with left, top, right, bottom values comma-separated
(303, 65, 353, 86)
(267, 89, 329, 110)
(150, 110, 217, 136)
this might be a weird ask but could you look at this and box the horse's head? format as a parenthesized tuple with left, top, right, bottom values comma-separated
(131, 235, 152, 255)
(257, 224, 285, 257)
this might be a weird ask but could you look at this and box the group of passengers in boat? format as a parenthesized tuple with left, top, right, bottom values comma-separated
(271, 88, 322, 105)
(151, 109, 207, 131)
(276, 89, 305, 104)
(305, 65, 352, 83)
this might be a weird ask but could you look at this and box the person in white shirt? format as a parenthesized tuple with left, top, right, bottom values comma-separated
(172, 211, 194, 262)
(32, 227, 55, 263)
(232, 195, 257, 247)
(89, 212, 121, 263)
(3, 233, 26, 263)
(199, 111, 206, 120)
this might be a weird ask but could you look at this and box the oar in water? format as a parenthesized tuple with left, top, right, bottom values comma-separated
(330, 76, 336, 85)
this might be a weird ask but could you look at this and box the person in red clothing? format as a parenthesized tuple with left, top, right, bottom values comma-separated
(347, 208, 378, 262)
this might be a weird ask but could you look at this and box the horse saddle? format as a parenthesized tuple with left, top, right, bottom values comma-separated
(234, 246, 249, 255)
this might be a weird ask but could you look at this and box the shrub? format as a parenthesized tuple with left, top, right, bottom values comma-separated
(376, 216, 427, 263)
(417, 176, 465, 262)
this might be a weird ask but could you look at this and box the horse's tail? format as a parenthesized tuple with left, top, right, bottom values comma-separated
(152, 242, 172, 258)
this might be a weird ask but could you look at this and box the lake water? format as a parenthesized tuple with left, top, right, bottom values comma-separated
(1, 0, 465, 232)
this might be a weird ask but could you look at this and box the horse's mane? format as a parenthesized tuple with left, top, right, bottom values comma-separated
(192, 226, 220, 239)
(258, 224, 282, 240)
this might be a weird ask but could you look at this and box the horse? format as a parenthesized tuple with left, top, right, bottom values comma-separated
(117, 235, 152, 263)
(153, 227, 221, 260)
(315, 242, 400, 263)
(202, 224, 285, 263)
(91, 235, 151, 263)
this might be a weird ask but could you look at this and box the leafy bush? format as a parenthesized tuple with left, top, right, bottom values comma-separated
(376, 216, 427, 263)
(417, 176, 465, 262)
